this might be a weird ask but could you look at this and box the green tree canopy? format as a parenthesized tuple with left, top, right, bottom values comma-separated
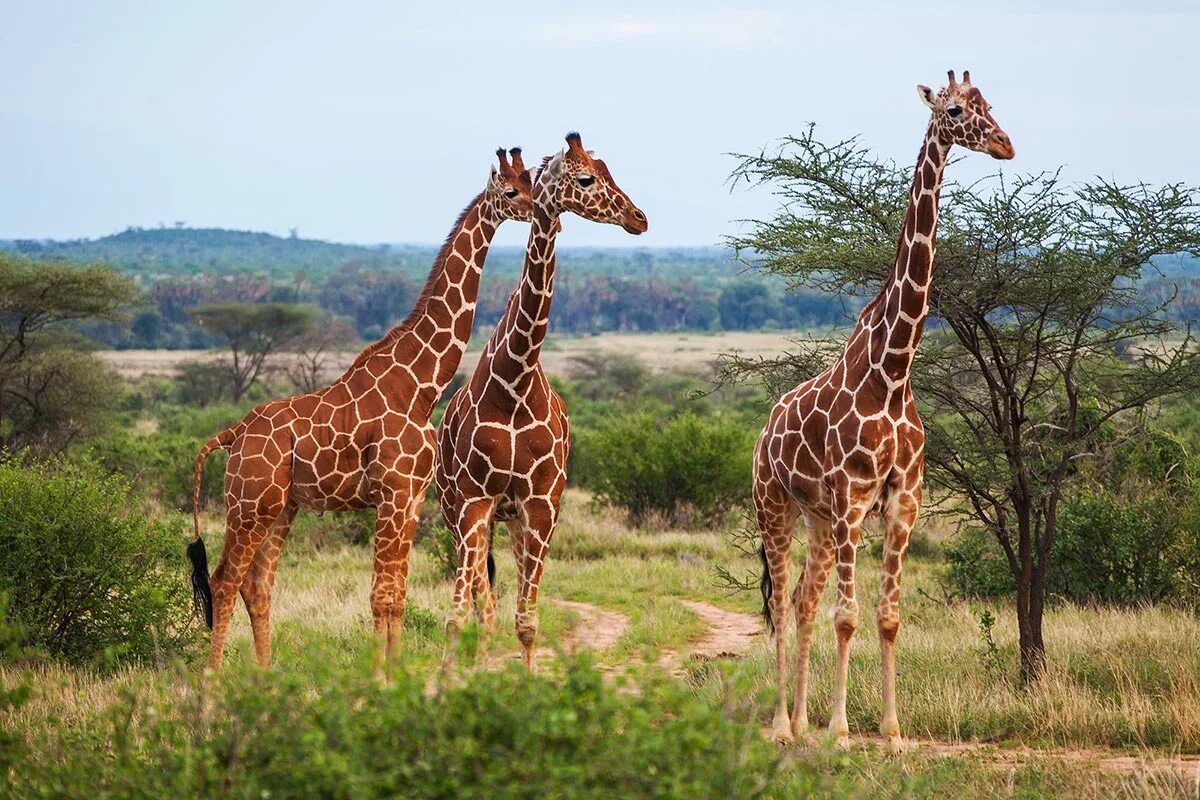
(0, 255, 135, 451)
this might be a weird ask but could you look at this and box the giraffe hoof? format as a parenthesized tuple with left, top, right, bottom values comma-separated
(826, 725, 852, 751)
(771, 722, 794, 744)
(883, 735, 910, 754)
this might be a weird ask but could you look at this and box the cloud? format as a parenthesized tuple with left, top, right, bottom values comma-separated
(522, 10, 783, 49)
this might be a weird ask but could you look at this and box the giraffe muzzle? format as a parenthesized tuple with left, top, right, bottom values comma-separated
(622, 207, 649, 235)
(986, 131, 1015, 160)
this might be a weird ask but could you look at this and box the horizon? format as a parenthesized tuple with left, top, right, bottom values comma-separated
(2, 1, 1198, 248)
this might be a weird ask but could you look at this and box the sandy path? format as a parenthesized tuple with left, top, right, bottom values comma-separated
(552, 599, 630, 653)
(659, 599, 763, 674)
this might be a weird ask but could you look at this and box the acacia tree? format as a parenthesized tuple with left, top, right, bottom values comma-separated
(189, 303, 317, 401)
(724, 127, 1200, 681)
(0, 256, 136, 451)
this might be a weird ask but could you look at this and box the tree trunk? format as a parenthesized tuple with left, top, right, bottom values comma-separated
(1012, 497, 1048, 685)
(1017, 560, 1048, 684)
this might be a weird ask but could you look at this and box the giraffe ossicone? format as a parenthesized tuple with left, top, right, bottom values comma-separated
(753, 71, 1013, 749)
(435, 131, 646, 670)
(187, 147, 534, 673)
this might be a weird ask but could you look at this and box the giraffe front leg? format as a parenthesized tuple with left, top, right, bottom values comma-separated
(239, 503, 296, 668)
(878, 487, 919, 752)
(828, 505, 865, 749)
(511, 497, 560, 670)
(370, 490, 416, 679)
(441, 497, 493, 672)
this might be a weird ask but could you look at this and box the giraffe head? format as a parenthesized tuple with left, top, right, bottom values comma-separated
(487, 147, 535, 221)
(917, 70, 1014, 160)
(535, 132, 648, 234)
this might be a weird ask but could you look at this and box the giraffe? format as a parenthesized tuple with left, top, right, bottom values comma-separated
(187, 148, 534, 672)
(754, 71, 1014, 748)
(435, 132, 647, 668)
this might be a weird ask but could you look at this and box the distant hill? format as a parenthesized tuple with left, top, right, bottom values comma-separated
(1, 227, 428, 281)
(0, 227, 740, 284)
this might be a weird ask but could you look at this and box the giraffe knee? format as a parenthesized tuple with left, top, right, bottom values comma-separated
(370, 588, 394, 620)
(515, 612, 539, 647)
(877, 606, 901, 644)
(834, 606, 859, 641)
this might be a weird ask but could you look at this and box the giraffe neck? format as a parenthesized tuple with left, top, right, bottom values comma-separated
(481, 200, 560, 388)
(356, 192, 498, 408)
(872, 122, 950, 381)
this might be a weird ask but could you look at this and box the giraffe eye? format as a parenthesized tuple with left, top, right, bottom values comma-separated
(577, 175, 595, 188)
(947, 106, 963, 118)
(504, 189, 519, 199)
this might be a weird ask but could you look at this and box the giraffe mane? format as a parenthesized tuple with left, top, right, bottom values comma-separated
(534, 154, 554, 184)
(348, 191, 485, 370)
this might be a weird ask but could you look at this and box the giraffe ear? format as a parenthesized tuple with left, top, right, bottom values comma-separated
(917, 84, 938, 110)
(545, 150, 565, 179)
(488, 164, 500, 183)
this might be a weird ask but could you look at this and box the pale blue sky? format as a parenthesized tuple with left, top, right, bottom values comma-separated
(1, 1, 1196, 247)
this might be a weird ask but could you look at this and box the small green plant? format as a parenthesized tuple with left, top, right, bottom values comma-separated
(420, 520, 459, 580)
(977, 609, 1001, 675)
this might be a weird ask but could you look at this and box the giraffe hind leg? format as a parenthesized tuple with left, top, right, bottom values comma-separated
(239, 503, 297, 668)
(208, 503, 285, 672)
(754, 468, 800, 743)
(791, 515, 834, 740)
(878, 484, 919, 751)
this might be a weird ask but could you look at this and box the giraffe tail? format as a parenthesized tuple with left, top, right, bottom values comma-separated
(188, 427, 237, 630)
(486, 520, 497, 588)
(759, 543, 774, 636)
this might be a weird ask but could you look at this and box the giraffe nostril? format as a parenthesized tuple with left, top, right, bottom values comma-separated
(633, 209, 646, 222)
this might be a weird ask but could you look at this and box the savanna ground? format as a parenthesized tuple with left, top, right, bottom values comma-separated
(97, 330, 804, 381)
(5, 332, 1200, 798)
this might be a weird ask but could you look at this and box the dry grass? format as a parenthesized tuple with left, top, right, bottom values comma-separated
(98, 330, 808, 382)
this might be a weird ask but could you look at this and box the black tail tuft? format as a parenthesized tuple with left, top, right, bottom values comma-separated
(187, 537, 213, 630)
(759, 543, 774, 635)
(486, 521, 496, 587)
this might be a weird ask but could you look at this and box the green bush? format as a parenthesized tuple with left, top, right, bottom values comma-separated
(944, 490, 1200, 609)
(6, 657, 835, 799)
(86, 430, 227, 511)
(288, 508, 375, 552)
(0, 459, 200, 667)
(575, 412, 754, 527)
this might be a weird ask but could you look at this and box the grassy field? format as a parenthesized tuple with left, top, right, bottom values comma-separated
(5, 489, 1199, 797)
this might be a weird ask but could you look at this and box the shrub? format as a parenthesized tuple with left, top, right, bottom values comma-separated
(5, 657, 827, 799)
(944, 490, 1200, 609)
(86, 430, 227, 511)
(575, 412, 754, 527)
(0, 459, 200, 667)
(288, 508, 375, 552)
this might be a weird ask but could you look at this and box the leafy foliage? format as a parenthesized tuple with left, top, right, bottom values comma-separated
(3, 657, 820, 799)
(0, 255, 135, 451)
(576, 412, 754, 527)
(945, 431, 1200, 610)
(0, 458, 200, 667)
